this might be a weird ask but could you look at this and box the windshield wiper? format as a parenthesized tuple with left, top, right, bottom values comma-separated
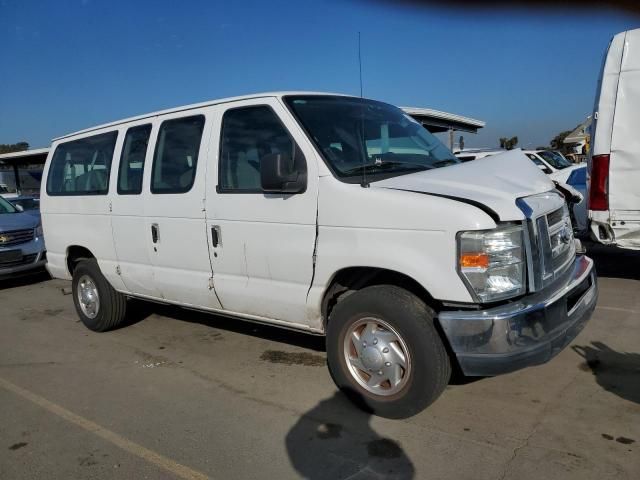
(432, 159, 459, 168)
(342, 161, 432, 176)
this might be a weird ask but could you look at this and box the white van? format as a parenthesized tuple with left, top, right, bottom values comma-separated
(589, 28, 640, 250)
(41, 92, 597, 417)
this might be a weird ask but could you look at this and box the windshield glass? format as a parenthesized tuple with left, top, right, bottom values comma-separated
(285, 95, 459, 182)
(0, 195, 18, 214)
(538, 150, 572, 169)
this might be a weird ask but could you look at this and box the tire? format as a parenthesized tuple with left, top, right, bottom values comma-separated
(71, 259, 127, 332)
(326, 285, 451, 419)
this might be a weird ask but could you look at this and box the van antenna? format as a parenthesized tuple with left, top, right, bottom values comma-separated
(358, 31, 363, 98)
(358, 32, 369, 188)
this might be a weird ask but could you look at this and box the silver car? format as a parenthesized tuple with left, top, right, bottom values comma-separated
(0, 195, 46, 278)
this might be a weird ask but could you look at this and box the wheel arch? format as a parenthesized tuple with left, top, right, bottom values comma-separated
(66, 245, 96, 276)
(321, 266, 464, 382)
(321, 266, 440, 326)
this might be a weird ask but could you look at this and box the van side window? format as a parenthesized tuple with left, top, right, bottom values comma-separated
(218, 106, 305, 192)
(46, 131, 118, 196)
(151, 115, 205, 194)
(118, 124, 151, 195)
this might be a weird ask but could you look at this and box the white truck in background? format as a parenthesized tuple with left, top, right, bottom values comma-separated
(589, 28, 640, 250)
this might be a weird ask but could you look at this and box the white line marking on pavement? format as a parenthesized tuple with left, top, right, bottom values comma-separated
(0, 376, 209, 480)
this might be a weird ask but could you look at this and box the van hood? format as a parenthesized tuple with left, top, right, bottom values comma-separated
(374, 149, 556, 221)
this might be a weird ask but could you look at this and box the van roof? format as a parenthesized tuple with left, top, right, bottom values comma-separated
(53, 91, 349, 142)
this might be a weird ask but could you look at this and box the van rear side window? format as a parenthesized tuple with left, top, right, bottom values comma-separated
(151, 115, 205, 194)
(46, 131, 118, 196)
(118, 124, 152, 195)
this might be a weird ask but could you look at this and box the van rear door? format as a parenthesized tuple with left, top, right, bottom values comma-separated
(608, 29, 640, 248)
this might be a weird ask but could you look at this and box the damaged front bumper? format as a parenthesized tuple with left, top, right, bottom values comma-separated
(439, 255, 597, 376)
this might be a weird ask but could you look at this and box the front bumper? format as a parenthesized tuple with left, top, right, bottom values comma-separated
(439, 255, 597, 376)
(0, 237, 47, 279)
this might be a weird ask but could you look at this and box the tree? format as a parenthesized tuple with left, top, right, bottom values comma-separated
(499, 136, 519, 150)
(0, 142, 29, 154)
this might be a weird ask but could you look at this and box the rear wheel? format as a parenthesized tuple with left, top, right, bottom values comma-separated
(326, 285, 451, 418)
(72, 259, 127, 332)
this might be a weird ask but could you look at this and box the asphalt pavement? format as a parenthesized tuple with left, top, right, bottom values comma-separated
(0, 244, 638, 479)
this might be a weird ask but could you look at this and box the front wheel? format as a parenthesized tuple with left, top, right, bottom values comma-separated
(72, 259, 127, 332)
(326, 285, 451, 418)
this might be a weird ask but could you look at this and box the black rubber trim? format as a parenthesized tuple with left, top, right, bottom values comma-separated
(379, 187, 501, 223)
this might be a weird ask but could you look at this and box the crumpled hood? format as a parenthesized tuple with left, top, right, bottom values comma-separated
(374, 149, 556, 221)
(0, 212, 39, 232)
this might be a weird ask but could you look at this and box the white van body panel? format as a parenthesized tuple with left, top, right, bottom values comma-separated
(110, 119, 160, 299)
(307, 177, 497, 309)
(204, 97, 321, 326)
(41, 128, 127, 292)
(590, 29, 640, 249)
(41, 91, 568, 336)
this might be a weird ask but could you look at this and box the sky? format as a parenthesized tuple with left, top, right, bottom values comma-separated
(1, 0, 638, 150)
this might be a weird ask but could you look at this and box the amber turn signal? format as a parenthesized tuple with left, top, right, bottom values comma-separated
(460, 253, 490, 269)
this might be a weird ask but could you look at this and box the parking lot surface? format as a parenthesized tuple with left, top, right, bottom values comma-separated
(1, 245, 639, 480)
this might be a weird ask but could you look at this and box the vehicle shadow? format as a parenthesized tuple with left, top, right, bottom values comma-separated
(131, 301, 326, 352)
(285, 391, 415, 480)
(572, 341, 640, 405)
(0, 270, 50, 291)
(586, 242, 640, 281)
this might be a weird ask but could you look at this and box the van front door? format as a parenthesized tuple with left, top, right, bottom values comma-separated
(142, 111, 221, 309)
(205, 99, 318, 327)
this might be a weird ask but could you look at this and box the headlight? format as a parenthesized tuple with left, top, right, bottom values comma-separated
(35, 224, 44, 238)
(458, 225, 526, 302)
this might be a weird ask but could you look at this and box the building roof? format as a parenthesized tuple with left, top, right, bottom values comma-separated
(401, 107, 486, 134)
(564, 116, 592, 144)
(0, 148, 50, 161)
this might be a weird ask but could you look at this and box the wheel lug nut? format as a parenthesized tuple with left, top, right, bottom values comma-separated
(385, 362, 391, 367)
(373, 338, 378, 345)
(362, 342, 367, 348)
(382, 347, 389, 353)
(378, 371, 383, 375)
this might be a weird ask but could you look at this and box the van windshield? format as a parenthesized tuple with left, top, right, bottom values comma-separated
(285, 95, 459, 182)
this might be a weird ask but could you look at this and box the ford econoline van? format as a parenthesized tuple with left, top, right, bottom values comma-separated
(589, 28, 640, 250)
(41, 92, 597, 418)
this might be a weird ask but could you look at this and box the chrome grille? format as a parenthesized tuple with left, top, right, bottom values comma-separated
(0, 228, 35, 247)
(517, 192, 576, 292)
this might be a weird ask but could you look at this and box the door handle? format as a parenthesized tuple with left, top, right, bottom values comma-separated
(211, 226, 221, 247)
(151, 223, 160, 243)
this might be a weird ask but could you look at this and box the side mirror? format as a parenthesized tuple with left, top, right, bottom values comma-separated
(260, 153, 306, 194)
